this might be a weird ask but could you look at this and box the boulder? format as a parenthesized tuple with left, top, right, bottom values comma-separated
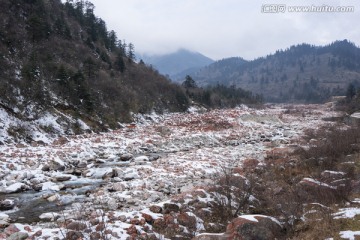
(41, 182, 63, 191)
(225, 215, 283, 240)
(298, 177, 339, 203)
(149, 205, 162, 213)
(0, 199, 15, 210)
(7, 232, 29, 240)
(142, 213, 154, 224)
(112, 182, 126, 192)
(134, 156, 149, 162)
(123, 169, 140, 181)
(4, 224, 20, 236)
(5, 183, 28, 193)
(41, 164, 50, 171)
(49, 159, 66, 171)
(320, 170, 345, 181)
(90, 232, 101, 240)
(153, 218, 166, 229)
(66, 231, 84, 240)
(53, 174, 72, 182)
(77, 161, 87, 168)
(39, 212, 59, 221)
(86, 168, 114, 179)
(107, 198, 118, 210)
(126, 224, 138, 235)
(0, 220, 10, 228)
(46, 194, 60, 202)
(95, 222, 106, 231)
(66, 221, 87, 231)
(241, 159, 260, 171)
(349, 112, 360, 126)
(53, 136, 69, 145)
(120, 153, 133, 161)
(177, 212, 196, 228)
(102, 169, 117, 180)
(0, 213, 10, 222)
(193, 215, 283, 240)
(163, 203, 180, 214)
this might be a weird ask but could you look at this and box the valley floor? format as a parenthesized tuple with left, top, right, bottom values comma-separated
(1, 103, 359, 239)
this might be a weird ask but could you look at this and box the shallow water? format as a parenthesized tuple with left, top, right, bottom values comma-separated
(1, 178, 105, 223)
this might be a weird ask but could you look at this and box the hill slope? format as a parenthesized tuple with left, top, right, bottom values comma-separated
(139, 49, 214, 80)
(0, 0, 189, 144)
(191, 40, 360, 102)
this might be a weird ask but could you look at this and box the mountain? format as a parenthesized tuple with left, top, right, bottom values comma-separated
(138, 49, 214, 80)
(0, 0, 189, 144)
(190, 40, 360, 103)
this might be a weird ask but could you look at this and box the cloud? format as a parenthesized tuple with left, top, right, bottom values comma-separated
(89, 0, 360, 60)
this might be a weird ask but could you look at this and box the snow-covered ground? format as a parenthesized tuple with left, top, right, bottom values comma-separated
(0, 104, 350, 239)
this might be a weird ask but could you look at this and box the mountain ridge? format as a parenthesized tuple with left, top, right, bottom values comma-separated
(138, 48, 214, 80)
(190, 40, 360, 102)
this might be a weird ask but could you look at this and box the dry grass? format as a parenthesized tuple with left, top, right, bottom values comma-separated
(240, 124, 360, 238)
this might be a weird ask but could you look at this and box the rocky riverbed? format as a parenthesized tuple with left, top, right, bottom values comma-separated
(0, 104, 342, 239)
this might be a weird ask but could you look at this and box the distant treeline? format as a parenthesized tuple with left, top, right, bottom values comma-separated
(182, 75, 263, 108)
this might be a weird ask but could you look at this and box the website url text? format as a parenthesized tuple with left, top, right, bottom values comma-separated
(261, 4, 355, 13)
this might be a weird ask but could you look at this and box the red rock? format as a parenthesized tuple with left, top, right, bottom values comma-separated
(163, 203, 180, 214)
(130, 218, 141, 225)
(149, 205, 162, 213)
(298, 177, 339, 203)
(66, 221, 87, 231)
(33, 230, 42, 237)
(225, 215, 283, 240)
(90, 232, 101, 240)
(142, 225, 150, 233)
(242, 158, 260, 171)
(24, 226, 32, 232)
(53, 137, 69, 145)
(153, 218, 166, 229)
(108, 211, 116, 221)
(95, 222, 105, 232)
(6, 163, 16, 170)
(142, 213, 154, 224)
(140, 218, 146, 226)
(126, 224, 138, 235)
(5, 224, 20, 236)
(89, 218, 100, 226)
(164, 214, 175, 225)
(66, 231, 83, 240)
(177, 212, 196, 228)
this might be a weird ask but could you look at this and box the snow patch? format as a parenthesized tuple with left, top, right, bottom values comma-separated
(339, 230, 360, 240)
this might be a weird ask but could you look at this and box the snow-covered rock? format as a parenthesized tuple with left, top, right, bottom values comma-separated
(4, 183, 28, 193)
(39, 212, 60, 221)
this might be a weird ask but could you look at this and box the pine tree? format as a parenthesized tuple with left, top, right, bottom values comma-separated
(182, 75, 197, 89)
(346, 83, 356, 100)
(115, 53, 125, 73)
(127, 43, 135, 62)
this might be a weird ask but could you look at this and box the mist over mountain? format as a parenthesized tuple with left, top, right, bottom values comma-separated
(190, 40, 360, 103)
(138, 49, 214, 80)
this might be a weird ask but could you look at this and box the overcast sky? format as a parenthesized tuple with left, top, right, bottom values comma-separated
(88, 0, 360, 60)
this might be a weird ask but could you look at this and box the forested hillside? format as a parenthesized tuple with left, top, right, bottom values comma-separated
(0, 0, 189, 143)
(191, 40, 360, 103)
